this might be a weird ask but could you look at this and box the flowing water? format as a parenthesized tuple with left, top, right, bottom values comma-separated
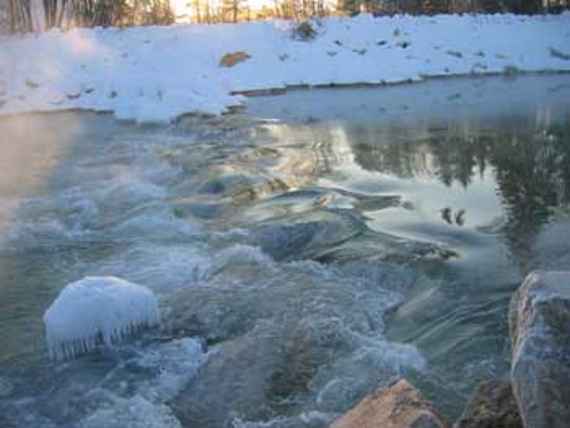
(1, 74, 570, 427)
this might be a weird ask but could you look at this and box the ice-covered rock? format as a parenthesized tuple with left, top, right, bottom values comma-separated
(44, 276, 160, 360)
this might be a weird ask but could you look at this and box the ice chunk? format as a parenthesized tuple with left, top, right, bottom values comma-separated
(44, 276, 160, 360)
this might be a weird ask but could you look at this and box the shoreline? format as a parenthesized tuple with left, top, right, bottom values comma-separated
(0, 70, 569, 124)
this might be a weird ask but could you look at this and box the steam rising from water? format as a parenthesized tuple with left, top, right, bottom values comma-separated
(0, 114, 83, 247)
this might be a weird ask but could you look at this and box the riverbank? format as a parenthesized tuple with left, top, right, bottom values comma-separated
(1, 12, 569, 123)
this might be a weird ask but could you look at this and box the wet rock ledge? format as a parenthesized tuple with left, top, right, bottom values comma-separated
(331, 270, 570, 428)
(454, 380, 522, 428)
(508, 271, 570, 428)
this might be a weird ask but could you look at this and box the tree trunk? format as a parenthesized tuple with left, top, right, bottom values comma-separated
(9, 0, 16, 33)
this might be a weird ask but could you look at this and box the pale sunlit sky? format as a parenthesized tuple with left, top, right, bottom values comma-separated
(172, 0, 272, 15)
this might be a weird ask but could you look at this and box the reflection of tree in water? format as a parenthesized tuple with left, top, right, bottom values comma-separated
(351, 120, 570, 273)
(491, 132, 559, 272)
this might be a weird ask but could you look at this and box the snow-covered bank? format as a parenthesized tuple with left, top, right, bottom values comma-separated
(1, 13, 570, 122)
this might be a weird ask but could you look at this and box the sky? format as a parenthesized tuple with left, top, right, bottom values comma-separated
(172, 0, 272, 15)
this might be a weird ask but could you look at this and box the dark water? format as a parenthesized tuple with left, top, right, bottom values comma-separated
(1, 75, 570, 427)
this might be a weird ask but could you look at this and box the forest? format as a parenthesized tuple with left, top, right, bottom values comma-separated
(2, 0, 568, 33)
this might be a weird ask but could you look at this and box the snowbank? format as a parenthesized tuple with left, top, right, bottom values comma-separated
(1, 13, 569, 122)
(44, 276, 160, 360)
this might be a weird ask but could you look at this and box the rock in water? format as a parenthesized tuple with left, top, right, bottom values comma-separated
(331, 379, 449, 428)
(454, 380, 522, 428)
(509, 271, 570, 428)
(44, 276, 160, 360)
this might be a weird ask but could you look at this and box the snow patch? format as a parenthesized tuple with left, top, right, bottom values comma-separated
(43, 276, 160, 360)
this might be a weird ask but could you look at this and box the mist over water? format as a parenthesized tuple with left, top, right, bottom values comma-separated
(1, 75, 570, 427)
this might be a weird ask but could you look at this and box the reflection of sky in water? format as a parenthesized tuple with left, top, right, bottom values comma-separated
(251, 74, 570, 274)
(335, 138, 502, 244)
(349, 168, 501, 238)
(260, 120, 514, 250)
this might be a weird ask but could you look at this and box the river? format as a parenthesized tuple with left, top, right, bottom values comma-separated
(1, 74, 570, 427)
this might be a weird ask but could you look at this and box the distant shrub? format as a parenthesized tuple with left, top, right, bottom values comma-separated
(292, 20, 317, 41)
(504, 65, 520, 75)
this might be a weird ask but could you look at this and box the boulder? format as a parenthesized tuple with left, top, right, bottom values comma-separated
(454, 380, 522, 428)
(219, 51, 251, 67)
(509, 271, 570, 428)
(331, 379, 449, 428)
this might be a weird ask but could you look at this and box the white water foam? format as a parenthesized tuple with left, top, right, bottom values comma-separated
(79, 394, 182, 428)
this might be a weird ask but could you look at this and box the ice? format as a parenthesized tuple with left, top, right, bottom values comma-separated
(43, 276, 160, 360)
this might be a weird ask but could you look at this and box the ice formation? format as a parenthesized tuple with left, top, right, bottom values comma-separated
(43, 276, 160, 360)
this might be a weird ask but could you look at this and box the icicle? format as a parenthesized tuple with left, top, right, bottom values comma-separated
(43, 276, 160, 361)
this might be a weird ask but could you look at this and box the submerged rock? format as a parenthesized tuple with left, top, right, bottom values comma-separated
(509, 271, 570, 428)
(454, 380, 522, 428)
(167, 254, 425, 426)
(331, 379, 449, 428)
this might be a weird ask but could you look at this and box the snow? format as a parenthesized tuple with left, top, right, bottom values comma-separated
(43, 276, 160, 360)
(0, 13, 569, 122)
